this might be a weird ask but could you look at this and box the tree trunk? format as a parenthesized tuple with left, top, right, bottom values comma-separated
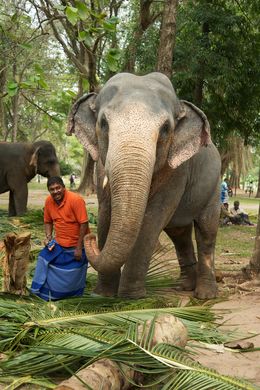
(3, 232, 31, 294)
(11, 62, 20, 142)
(123, 0, 159, 72)
(11, 93, 20, 142)
(242, 204, 260, 279)
(77, 150, 96, 195)
(220, 152, 231, 177)
(256, 166, 260, 198)
(156, 0, 178, 78)
(0, 66, 7, 139)
(193, 22, 210, 107)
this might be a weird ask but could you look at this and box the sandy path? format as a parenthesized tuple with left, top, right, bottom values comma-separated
(197, 292, 260, 385)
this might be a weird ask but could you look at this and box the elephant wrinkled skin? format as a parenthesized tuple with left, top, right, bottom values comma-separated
(68, 72, 221, 300)
(0, 140, 60, 216)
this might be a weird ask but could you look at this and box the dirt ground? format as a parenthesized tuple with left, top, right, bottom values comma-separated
(197, 291, 260, 386)
(0, 188, 260, 387)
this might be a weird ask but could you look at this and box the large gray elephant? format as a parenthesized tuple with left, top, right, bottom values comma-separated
(0, 140, 60, 216)
(67, 72, 221, 300)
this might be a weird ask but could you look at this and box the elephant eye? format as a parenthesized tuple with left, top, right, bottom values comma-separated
(100, 115, 109, 132)
(160, 120, 171, 136)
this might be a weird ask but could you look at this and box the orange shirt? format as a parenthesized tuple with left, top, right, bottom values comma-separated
(44, 189, 88, 247)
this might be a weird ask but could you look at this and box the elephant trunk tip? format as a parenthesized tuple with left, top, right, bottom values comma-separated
(84, 233, 101, 271)
(84, 233, 99, 255)
(84, 233, 122, 274)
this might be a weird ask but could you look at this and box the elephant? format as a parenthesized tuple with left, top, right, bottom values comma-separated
(0, 140, 60, 216)
(67, 72, 221, 300)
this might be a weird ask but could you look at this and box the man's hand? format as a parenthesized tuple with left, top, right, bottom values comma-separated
(74, 247, 82, 261)
(44, 238, 51, 247)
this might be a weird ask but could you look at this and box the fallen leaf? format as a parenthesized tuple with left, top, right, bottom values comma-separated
(224, 340, 254, 350)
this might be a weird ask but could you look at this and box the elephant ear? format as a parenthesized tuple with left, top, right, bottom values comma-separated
(67, 93, 99, 161)
(168, 100, 211, 169)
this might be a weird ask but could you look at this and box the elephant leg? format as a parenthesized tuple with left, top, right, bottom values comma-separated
(193, 205, 219, 299)
(164, 224, 197, 291)
(94, 271, 121, 297)
(13, 185, 28, 216)
(118, 227, 158, 298)
(8, 191, 17, 217)
(94, 170, 121, 297)
(94, 201, 121, 297)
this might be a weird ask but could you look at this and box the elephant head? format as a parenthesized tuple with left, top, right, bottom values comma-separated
(67, 72, 210, 274)
(29, 140, 60, 178)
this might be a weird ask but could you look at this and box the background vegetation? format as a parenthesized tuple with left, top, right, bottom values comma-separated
(0, 2, 260, 387)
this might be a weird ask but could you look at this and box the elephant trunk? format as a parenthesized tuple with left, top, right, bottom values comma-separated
(85, 142, 155, 274)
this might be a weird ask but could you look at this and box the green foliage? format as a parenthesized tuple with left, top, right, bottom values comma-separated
(0, 295, 254, 389)
(59, 160, 73, 176)
(62, 1, 121, 73)
(172, 0, 260, 149)
(0, 2, 78, 144)
(0, 0, 259, 187)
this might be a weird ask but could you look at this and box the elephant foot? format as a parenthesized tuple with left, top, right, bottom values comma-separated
(93, 271, 120, 297)
(176, 265, 197, 291)
(194, 277, 218, 300)
(93, 284, 118, 297)
(118, 287, 146, 300)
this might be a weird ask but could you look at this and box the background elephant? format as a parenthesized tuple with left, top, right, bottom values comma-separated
(67, 72, 221, 300)
(0, 140, 60, 216)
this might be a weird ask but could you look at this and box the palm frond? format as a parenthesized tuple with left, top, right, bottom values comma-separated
(152, 345, 257, 390)
(0, 375, 55, 389)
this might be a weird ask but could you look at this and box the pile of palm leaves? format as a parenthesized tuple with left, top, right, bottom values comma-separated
(0, 211, 258, 389)
(0, 289, 257, 390)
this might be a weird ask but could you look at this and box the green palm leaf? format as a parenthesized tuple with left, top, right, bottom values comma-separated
(0, 242, 257, 389)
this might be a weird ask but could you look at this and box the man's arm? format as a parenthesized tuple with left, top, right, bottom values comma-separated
(74, 222, 89, 260)
(44, 222, 53, 246)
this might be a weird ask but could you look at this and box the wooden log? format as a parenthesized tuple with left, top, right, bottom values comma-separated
(2, 232, 31, 294)
(55, 314, 188, 390)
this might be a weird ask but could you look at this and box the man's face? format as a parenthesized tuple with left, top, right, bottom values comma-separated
(48, 183, 65, 202)
(234, 203, 239, 210)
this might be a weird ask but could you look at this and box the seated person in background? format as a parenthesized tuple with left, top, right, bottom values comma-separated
(230, 201, 254, 226)
(220, 202, 232, 226)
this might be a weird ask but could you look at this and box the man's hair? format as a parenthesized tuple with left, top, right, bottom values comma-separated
(234, 200, 239, 206)
(47, 176, 65, 189)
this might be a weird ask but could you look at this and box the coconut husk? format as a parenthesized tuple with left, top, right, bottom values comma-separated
(55, 358, 134, 390)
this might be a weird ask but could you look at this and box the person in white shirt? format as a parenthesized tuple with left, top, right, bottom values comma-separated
(230, 201, 254, 226)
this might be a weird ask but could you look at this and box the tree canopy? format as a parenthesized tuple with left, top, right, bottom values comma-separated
(0, 0, 259, 175)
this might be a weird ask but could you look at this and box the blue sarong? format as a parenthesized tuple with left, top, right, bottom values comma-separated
(31, 243, 88, 301)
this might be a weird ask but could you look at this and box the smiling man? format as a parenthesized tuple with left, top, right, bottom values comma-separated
(31, 176, 90, 301)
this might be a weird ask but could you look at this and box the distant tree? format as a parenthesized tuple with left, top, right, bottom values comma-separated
(243, 204, 260, 279)
(28, 0, 124, 192)
(123, 0, 161, 73)
(0, 0, 73, 145)
(172, 0, 260, 150)
(256, 165, 260, 198)
(156, 0, 179, 78)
